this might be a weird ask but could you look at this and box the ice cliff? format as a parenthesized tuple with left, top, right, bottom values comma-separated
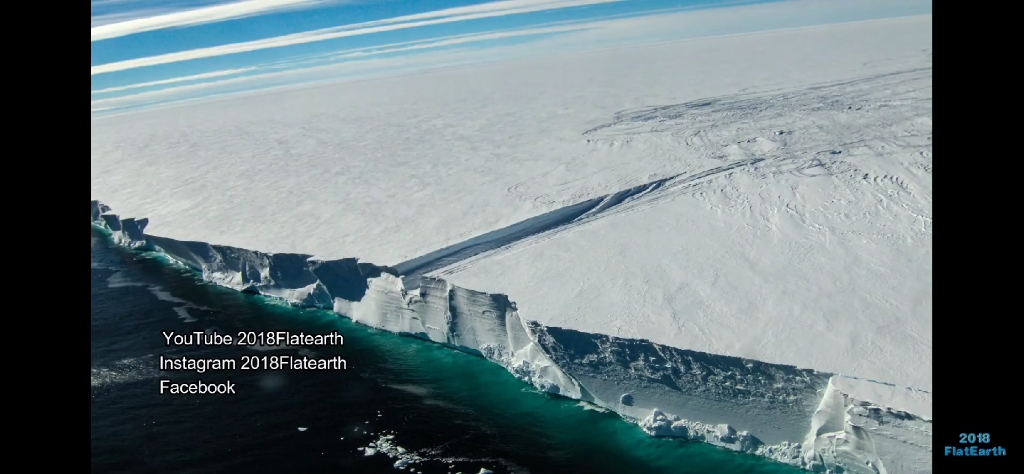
(91, 200, 931, 473)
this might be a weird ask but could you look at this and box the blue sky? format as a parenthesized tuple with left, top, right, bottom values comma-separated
(91, 0, 932, 114)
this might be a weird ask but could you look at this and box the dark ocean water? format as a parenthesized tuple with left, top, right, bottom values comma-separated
(90, 226, 804, 474)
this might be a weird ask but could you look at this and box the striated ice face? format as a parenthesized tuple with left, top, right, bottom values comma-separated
(93, 202, 931, 474)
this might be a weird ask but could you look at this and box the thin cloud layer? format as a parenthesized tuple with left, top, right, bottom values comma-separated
(92, 67, 258, 94)
(91, 0, 624, 74)
(92, 0, 329, 41)
(91, 21, 599, 111)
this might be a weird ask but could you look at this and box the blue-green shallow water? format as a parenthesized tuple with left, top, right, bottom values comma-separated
(91, 227, 805, 474)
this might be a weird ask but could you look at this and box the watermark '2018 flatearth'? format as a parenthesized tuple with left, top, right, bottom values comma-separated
(163, 330, 344, 347)
(160, 355, 347, 372)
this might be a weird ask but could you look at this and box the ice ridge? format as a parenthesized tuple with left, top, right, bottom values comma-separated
(91, 200, 931, 473)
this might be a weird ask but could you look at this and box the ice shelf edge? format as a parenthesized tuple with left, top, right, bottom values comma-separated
(90, 200, 931, 474)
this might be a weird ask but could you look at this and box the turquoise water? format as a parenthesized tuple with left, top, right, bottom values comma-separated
(92, 227, 805, 473)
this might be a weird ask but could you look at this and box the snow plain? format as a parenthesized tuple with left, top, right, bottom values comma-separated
(92, 13, 932, 474)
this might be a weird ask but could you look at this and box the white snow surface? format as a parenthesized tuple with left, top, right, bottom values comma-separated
(439, 50, 933, 391)
(91, 14, 932, 474)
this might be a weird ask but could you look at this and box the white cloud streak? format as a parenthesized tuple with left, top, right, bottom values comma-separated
(91, 22, 592, 110)
(93, 9, 174, 27)
(247, 1, 744, 69)
(329, 23, 594, 59)
(92, 67, 257, 94)
(92, 0, 329, 41)
(91, 0, 623, 74)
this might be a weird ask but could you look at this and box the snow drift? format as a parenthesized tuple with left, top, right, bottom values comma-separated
(91, 200, 931, 473)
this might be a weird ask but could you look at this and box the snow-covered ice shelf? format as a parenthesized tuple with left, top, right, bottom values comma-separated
(92, 14, 932, 474)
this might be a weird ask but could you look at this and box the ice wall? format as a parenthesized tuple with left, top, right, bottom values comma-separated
(90, 200, 579, 398)
(91, 200, 930, 473)
(534, 326, 931, 472)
